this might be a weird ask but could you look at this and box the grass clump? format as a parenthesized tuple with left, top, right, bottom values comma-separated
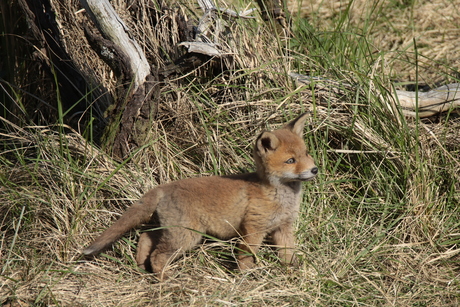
(1, 0, 460, 306)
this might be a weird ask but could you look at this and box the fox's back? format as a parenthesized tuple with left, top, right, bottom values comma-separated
(154, 174, 260, 236)
(154, 169, 305, 238)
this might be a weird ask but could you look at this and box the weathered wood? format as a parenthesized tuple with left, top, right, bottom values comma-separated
(289, 73, 460, 118)
(179, 0, 256, 57)
(162, 1, 256, 76)
(178, 42, 223, 57)
(255, 0, 290, 34)
(394, 84, 460, 117)
(79, 0, 158, 158)
(79, 0, 150, 89)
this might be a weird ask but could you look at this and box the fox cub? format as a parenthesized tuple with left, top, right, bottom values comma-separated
(83, 113, 318, 279)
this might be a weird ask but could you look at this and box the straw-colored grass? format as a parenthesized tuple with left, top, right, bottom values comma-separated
(1, 0, 460, 306)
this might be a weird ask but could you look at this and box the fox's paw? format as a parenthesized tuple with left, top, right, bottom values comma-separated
(288, 254, 300, 267)
(237, 255, 256, 270)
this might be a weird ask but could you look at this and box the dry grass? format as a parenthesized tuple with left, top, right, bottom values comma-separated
(1, 0, 460, 306)
(287, 0, 460, 85)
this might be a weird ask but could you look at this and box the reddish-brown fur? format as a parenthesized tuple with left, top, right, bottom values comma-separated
(83, 113, 318, 280)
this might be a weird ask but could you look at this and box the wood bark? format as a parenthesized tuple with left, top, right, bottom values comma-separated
(9, 0, 255, 158)
(13, 0, 93, 126)
(79, 0, 150, 90)
(255, 0, 290, 34)
(79, 0, 157, 158)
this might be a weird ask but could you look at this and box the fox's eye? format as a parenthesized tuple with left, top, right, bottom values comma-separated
(285, 158, 296, 164)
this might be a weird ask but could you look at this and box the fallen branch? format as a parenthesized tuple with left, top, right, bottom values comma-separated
(162, 0, 256, 76)
(394, 84, 460, 117)
(289, 73, 460, 118)
(179, 0, 256, 57)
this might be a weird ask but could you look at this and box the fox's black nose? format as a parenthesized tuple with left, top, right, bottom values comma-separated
(311, 167, 318, 175)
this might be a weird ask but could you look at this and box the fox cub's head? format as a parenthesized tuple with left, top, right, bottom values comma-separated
(254, 113, 318, 184)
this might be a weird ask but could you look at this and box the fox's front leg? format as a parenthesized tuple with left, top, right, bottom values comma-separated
(270, 223, 298, 265)
(237, 225, 266, 270)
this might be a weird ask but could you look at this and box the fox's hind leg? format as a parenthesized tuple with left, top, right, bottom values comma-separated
(136, 231, 161, 271)
(149, 227, 203, 280)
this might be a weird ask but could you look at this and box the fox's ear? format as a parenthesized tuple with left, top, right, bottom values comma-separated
(256, 131, 280, 154)
(284, 113, 309, 137)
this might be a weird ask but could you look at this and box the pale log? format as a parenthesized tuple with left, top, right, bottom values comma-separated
(289, 73, 460, 118)
(393, 83, 460, 117)
(79, 0, 150, 89)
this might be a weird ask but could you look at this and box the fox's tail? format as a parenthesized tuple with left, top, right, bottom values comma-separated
(82, 189, 163, 256)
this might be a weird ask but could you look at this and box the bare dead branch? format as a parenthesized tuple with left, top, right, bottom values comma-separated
(289, 72, 460, 118)
(79, 0, 150, 89)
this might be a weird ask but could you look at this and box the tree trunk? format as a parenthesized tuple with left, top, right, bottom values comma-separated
(2, 0, 275, 159)
(79, 0, 158, 158)
(1, 0, 95, 128)
(7, 0, 180, 158)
